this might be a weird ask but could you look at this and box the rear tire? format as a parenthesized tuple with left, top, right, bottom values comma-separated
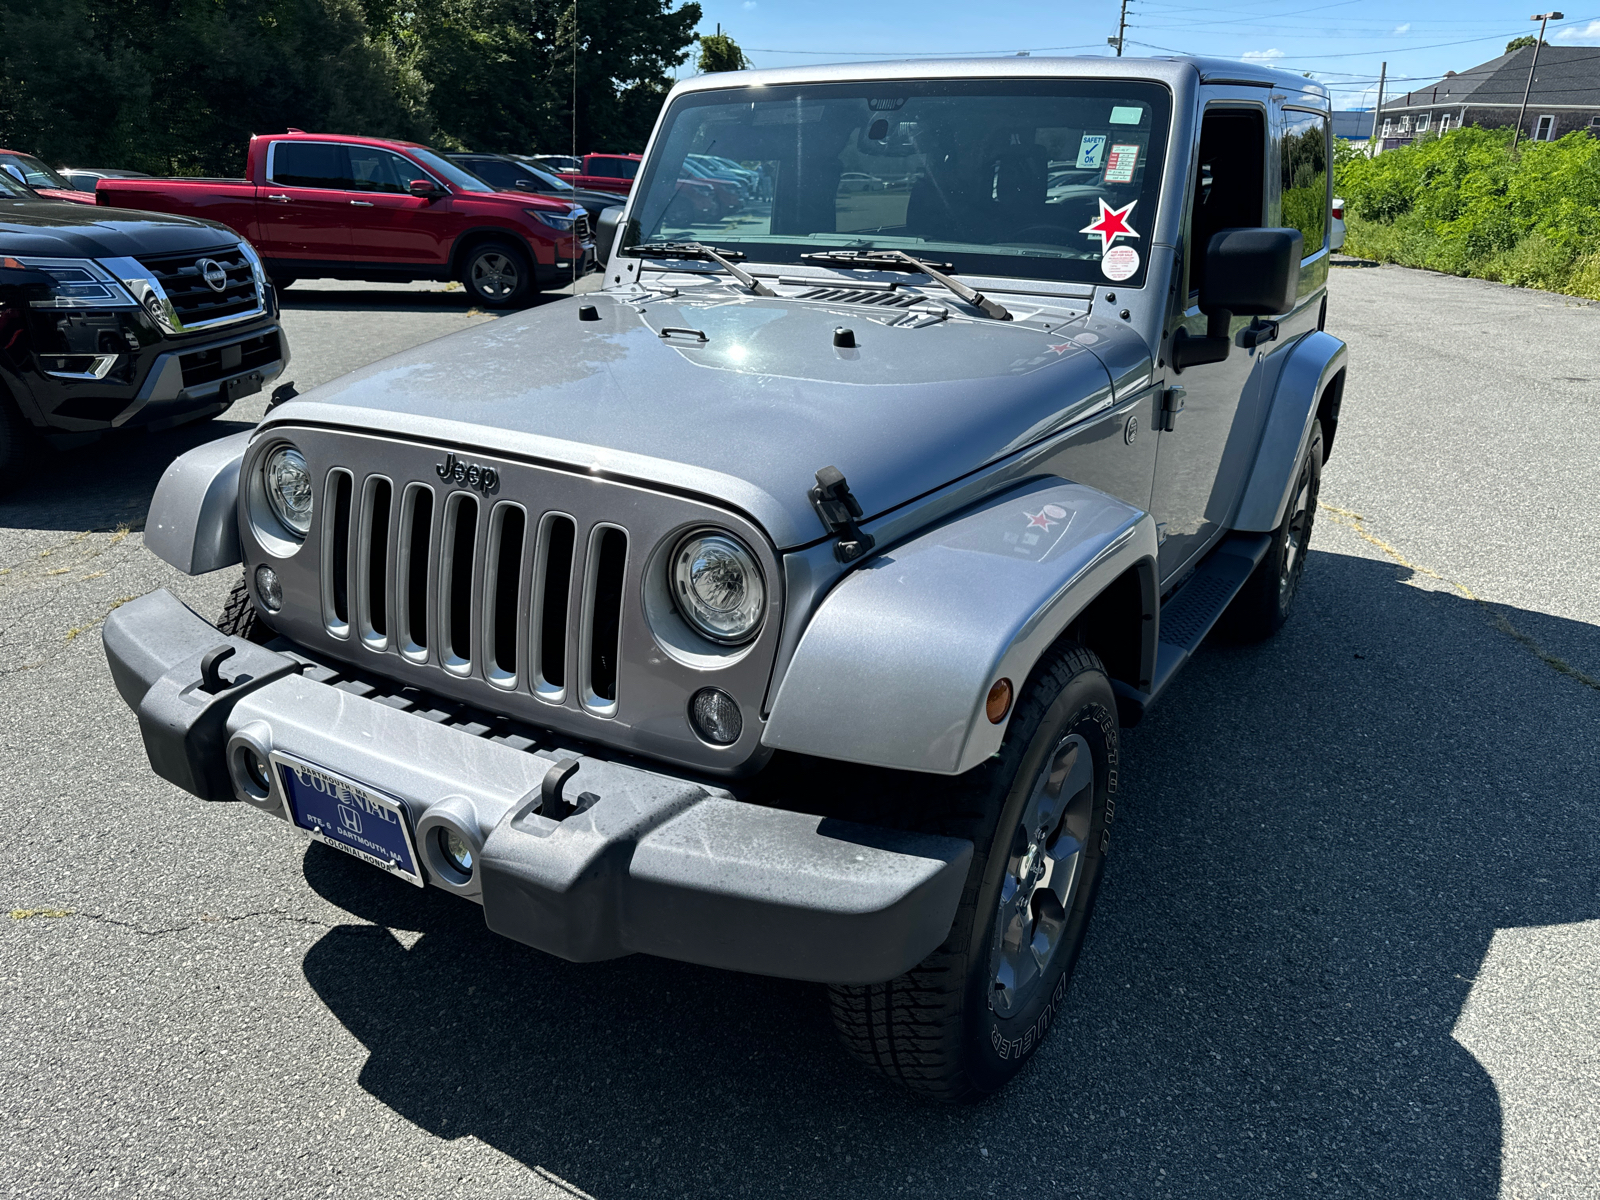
(461, 241, 537, 308)
(1220, 419, 1323, 642)
(829, 643, 1119, 1103)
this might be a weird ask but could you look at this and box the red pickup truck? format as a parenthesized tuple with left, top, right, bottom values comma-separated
(565, 153, 728, 222)
(96, 132, 592, 307)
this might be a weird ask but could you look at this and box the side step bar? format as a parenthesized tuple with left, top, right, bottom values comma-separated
(1112, 532, 1272, 725)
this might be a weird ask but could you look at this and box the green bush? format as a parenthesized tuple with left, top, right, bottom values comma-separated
(1336, 126, 1600, 301)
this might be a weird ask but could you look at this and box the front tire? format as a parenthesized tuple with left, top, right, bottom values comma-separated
(461, 241, 537, 308)
(1220, 419, 1323, 642)
(217, 574, 274, 644)
(829, 644, 1119, 1103)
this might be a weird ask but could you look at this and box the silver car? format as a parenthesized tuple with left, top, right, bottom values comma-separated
(106, 55, 1347, 1102)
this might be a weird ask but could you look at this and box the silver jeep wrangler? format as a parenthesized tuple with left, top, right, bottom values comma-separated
(105, 55, 1348, 1102)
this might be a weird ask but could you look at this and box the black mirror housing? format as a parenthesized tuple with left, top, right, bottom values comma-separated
(596, 205, 624, 264)
(1198, 227, 1303, 317)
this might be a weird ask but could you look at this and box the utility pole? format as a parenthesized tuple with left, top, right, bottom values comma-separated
(1369, 61, 1386, 154)
(1112, 0, 1129, 56)
(1512, 12, 1562, 149)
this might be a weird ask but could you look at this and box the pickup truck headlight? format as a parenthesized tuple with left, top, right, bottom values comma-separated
(671, 531, 765, 644)
(527, 207, 579, 232)
(263, 446, 313, 537)
(11, 257, 136, 309)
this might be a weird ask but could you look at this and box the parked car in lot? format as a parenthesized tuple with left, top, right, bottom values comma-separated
(0, 168, 286, 482)
(563, 153, 643, 196)
(530, 154, 583, 174)
(0, 150, 97, 205)
(106, 55, 1346, 1103)
(445, 152, 622, 226)
(59, 167, 154, 194)
(95, 132, 593, 307)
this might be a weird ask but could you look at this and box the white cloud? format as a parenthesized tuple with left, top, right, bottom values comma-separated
(1242, 48, 1285, 60)
(742, 0, 756, 7)
(1392, 22, 1411, 34)
(1554, 19, 1600, 41)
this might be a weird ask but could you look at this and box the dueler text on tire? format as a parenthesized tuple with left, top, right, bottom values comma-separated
(829, 643, 1118, 1103)
(1220, 419, 1324, 642)
(462, 241, 537, 308)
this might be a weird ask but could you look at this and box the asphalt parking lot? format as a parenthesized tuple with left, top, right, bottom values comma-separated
(2, 266, 1596, 1199)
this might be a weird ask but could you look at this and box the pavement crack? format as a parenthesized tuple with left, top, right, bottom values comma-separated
(1319, 501, 1600, 692)
(9, 907, 345, 937)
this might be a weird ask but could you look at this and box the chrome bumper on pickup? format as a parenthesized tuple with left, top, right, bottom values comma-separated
(103, 589, 971, 984)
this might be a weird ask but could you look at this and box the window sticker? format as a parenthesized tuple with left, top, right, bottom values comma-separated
(1109, 106, 1144, 125)
(1079, 197, 1139, 250)
(1103, 143, 1140, 184)
(1101, 245, 1140, 281)
(1075, 134, 1107, 169)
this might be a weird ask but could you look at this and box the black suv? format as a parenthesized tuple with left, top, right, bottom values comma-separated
(0, 171, 287, 481)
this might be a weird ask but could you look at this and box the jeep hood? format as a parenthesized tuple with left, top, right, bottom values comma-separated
(272, 287, 1128, 550)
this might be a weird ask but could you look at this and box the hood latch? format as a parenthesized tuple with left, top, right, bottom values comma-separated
(809, 466, 875, 563)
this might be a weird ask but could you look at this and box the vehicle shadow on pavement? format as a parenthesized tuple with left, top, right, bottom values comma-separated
(0, 417, 255, 535)
(298, 546, 1600, 1199)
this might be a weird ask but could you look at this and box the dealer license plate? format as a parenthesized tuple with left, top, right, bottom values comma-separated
(273, 753, 424, 888)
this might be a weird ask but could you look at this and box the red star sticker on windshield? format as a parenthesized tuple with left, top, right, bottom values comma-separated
(1079, 198, 1140, 251)
(1026, 510, 1056, 530)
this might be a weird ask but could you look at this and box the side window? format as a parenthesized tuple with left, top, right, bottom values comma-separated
(1188, 107, 1265, 299)
(587, 159, 616, 178)
(269, 142, 351, 189)
(616, 158, 639, 180)
(347, 148, 421, 194)
(1280, 109, 1328, 256)
(468, 158, 521, 189)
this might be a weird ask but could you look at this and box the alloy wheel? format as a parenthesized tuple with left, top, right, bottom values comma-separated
(470, 252, 519, 301)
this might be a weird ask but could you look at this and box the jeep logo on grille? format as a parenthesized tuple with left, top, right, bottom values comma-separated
(196, 258, 229, 292)
(435, 452, 499, 493)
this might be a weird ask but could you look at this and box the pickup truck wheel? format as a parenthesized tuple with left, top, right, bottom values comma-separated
(1220, 419, 1323, 642)
(828, 644, 1117, 1103)
(462, 242, 536, 308)
(216, 574, 274, 645)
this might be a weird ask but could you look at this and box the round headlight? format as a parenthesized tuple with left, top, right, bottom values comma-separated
(263, 446, 313, 537)
(670, 531, 765, 644)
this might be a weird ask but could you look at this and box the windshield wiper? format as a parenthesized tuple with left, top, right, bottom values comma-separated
(800, 249, 1012, 321)
(633, 242, 777, 298)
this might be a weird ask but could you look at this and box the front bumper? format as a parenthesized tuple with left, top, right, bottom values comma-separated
(103, 590, 971, 984)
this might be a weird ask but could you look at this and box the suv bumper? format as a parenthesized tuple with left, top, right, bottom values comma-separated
(103, 590, 971, 984)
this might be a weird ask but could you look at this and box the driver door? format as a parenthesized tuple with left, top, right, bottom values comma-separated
(1150, 98, 1270, 585)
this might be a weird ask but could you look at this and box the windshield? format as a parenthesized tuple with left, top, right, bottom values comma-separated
(516, 160, 574, 191)
(626, 79, 1171, 287)
(0, 167, 30, 198)
(410, 146, 495, 193)
(0, 153, 71, 191)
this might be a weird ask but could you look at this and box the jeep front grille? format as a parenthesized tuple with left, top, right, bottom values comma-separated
(136, 249, 261, 326)
(321, 473, 626, 715)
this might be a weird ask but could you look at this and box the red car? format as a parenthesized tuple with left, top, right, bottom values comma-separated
(95, 132, 593, 306)
(565, 153, 724, 223)
(0, 150, 96, 205)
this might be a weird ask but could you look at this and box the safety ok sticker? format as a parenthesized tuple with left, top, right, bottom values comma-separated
(1103, 143, 1140, 184)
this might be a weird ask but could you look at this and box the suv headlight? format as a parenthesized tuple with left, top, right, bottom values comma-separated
(10, 257, 136, 309)
(670, 531, 765, 644)
(527, 207, 578, 231)
(263, 446, 313, 537)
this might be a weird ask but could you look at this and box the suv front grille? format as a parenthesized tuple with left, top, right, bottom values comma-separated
(137, 249, 260, 326)
(321, 472, 627, 716)
(574, 212, 592, 241)
(179, 331, 281, 387)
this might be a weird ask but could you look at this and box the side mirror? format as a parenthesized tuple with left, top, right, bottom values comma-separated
(408, 178, 440, 198)
(1172, 227, 1303, 371)
(596, 205, 624, 264)
(514, 178, 532, 190)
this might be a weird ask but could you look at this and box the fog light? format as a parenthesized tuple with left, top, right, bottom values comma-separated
(254, 564, 283, 612)
(689, 687, 743, 746)
(438, 827, 474, 875)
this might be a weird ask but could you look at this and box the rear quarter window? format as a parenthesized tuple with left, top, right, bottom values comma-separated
(1280, 109, 1328, 255)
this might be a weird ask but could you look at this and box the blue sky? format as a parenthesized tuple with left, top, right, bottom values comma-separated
(684, 1, 1600, 109)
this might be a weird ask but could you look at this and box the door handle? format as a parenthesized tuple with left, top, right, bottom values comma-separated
(266, 193, 289, 203)
(349, 200, 374, 207)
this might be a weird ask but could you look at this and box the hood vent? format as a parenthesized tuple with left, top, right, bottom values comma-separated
(796, 286, 920, 308)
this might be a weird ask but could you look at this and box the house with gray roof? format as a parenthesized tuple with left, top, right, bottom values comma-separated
(1377, 43, 1600, 150)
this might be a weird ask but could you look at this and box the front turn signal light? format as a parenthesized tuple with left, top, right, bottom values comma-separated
(986, 678, 1013, 724)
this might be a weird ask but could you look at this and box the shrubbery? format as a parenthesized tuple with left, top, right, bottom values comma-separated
(1334, 125, 1600, 299)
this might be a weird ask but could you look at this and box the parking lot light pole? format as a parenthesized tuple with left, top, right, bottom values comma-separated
(1512, 12, 1563, 150)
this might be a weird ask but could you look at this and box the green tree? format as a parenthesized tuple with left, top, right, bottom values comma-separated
(1505, 34, 1540, 52)
(697, 31, 749, 73)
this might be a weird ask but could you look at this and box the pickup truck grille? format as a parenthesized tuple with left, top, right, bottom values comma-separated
(137, 249, 260, 326)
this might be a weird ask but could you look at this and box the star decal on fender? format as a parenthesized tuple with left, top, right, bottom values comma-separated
(1025, 510, 1056, 530)
(1079, 198, 1139, 251)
